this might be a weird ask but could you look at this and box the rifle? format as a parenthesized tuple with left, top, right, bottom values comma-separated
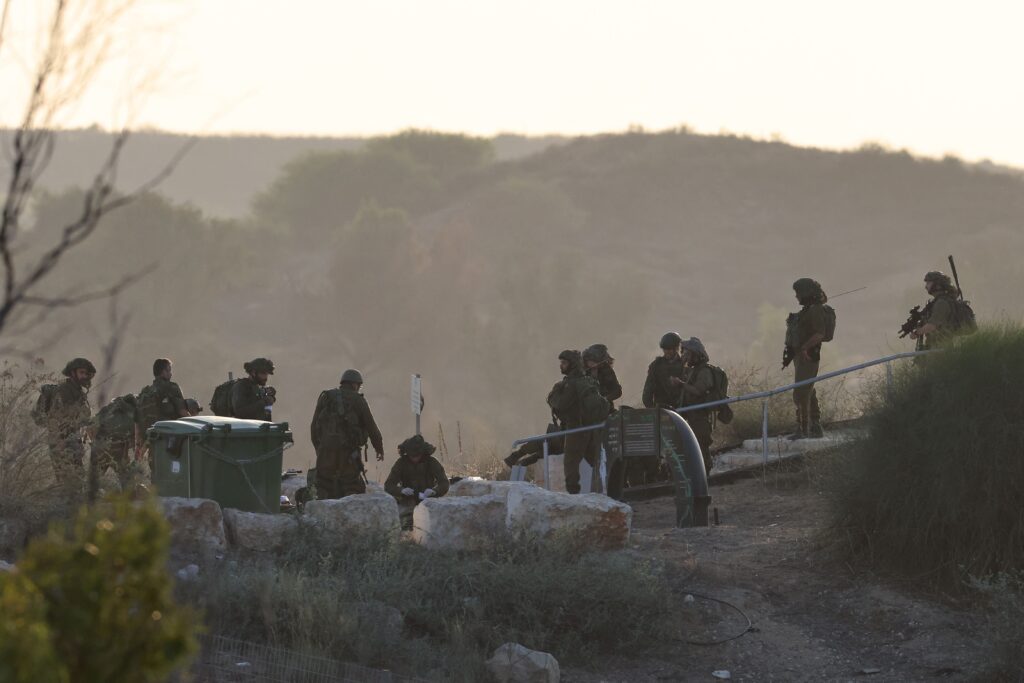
(948, 255, 965, 301)
(781, 345, 795, 369)
(898, 305, 924, 339)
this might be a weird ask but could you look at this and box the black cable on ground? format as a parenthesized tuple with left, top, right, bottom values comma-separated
(677, 591, 754, 646)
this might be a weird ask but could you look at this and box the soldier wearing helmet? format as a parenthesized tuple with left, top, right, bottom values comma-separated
(45, 357, 96, 495)
(910, 271, 960, 349)
(678, 337, 716, 473)
(786, 278, 830, 439)
(583, 344, 622, 413)
(231, 358, 277, 421)
(642, 332, 685, 409)
(310, 368, 384, 499)
(547, 350, 604, 494)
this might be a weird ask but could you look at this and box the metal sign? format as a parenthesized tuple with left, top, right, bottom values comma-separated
(411, 374, 422, 415)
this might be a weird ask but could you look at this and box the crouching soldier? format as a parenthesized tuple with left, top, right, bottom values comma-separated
(93, 393, 140, 491)
(310, 369, 384, 499)
(385, 435, 449, 529)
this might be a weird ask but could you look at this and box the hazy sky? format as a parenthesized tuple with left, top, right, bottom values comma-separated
(3, 0, 1024, 166)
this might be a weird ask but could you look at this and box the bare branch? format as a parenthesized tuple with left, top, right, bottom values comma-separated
(20, 267, 151, 308)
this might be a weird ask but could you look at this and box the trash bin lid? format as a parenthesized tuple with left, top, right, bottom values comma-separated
(149, 416, 290, 436)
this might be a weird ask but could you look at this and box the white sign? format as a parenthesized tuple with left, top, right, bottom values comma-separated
(411, 374, 422, 415)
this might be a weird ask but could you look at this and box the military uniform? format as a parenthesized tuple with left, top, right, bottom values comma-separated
(919, 294, 957, 350)
(231, 377, 273, 421)
(589, 364, 622, 411)
(678, 340, 715, 473)
(790, 297, 828, 438)
(642, 356, 684, 409)
(137, 377, 187, 474)
(385, 437, 449, 529)
(548, 351, 602, 494)
(46, 379, 92, 494)
(310, 386, 383, 499)
(94, 395, 138, 490)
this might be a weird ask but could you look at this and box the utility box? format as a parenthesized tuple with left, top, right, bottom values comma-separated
(149, 416, 293, 513)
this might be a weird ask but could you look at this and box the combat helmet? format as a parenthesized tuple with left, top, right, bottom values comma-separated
(340, 369, 364, 384)
(582, 343, 612, 364)
(62, 357, 96, 377)
(398, 434, 436, 459)
(681, 336, 708, 362)
(659, 332, 682, 349)
(924, 271, 954, 291)
(244, 357, 275, 375)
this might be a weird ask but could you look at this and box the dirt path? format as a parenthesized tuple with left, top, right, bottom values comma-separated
(566, 465, 989, 682)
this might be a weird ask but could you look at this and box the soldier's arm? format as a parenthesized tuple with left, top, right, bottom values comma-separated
(602, 369, 623, 402)
(309, 392, 328, 449)
(169, 382, 188, 418)
(358, 399, 384, 455)
(231, 381, 265, 420)
(430, 458, 450, 496)
(641, 365, 656, 408)
(384, 460, 404, 498)
(680, 367, 714, 401)
(918, 298, 955, 336)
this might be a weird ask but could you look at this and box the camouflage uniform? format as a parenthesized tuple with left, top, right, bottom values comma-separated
(919, 272, 960, 350)
(46, 379, 92, 495)
(548, 350, 601, 494)
(385, 436, 449, 529)
(231, 377, 273, 421)
(94, 395, 138, 490)
(137, 377, 187, 474)
(642, 356, 685, 409)
(789, 280, 829, 438)
(310, 386, 383, 499)
(678, 338, 715, 473)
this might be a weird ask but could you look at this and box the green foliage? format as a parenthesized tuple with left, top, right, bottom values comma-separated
(0, 496, 198, 682)
(825, 324, 1024, 589)
(180, 528, 680, 680)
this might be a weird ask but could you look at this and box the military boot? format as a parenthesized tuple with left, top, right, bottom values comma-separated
(503, 453, 519, 468)
(788, 411, 808, 440)
(808, 422, 825, 439)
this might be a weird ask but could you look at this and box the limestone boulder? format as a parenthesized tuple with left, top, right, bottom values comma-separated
(280, 475, 307, 502)
(506, 487, 632, 550)
(304, 493, 399, 539)
(160, 497, 227, 556)
(223, 508, 298, 553)
(486, 642, 560, 683)
(448, 477, 538, 501)
(0, 518, 28, 558)
(365, 480, 385, 494)
(411, 494, 507, 550)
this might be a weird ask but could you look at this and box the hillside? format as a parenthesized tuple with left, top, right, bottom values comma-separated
(12, 129, 1024, 470)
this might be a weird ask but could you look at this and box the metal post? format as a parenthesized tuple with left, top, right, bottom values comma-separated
(761, 398, 769, 469)
(542, 439, 551, 491)
(885, 361, 894, 397)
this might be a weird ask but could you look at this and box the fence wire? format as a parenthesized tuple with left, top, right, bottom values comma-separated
(183, 635, 429, 683)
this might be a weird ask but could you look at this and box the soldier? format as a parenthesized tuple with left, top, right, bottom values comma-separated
(547, 350, 605, 494)
(93, 393, 139, 491)
(385, 434, 450, 529)
(786, 278, 830, 439)
(231, 358, 276, 421)
(583, 344, 622, 411)
(44, 358, 95, 495)
(136, 358, 189, 472)
(677, 337, 715, 473)
(310, 369, 384, 499)
(642, 332, 685, 409)
(910, 271, 960, 349)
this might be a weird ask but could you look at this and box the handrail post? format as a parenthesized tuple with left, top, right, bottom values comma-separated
(885, 361, 894, 398)
(542, 438, 551, 491)
(761, 398, 769, 469)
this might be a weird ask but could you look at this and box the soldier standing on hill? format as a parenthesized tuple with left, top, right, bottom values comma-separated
(136, 358, 189, 473)
(547, 350, 605, 494)
(784, 278, 832, 440)
(642, 332, 685, 409)
(583, 344, 622, 411)
(676, 337, 716, 474)
(310, 369, 384, 499)
(231, 358, 277, 421)
(45, 358, 96, 496)
(910, 271, 960, 350)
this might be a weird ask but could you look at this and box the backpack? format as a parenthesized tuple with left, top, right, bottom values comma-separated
(579, 376, 611, 425)
(821, 304, 837, 342)
(96, 394, 138, 440)
(314, 389, 366, 448)
(706, 364, 734, 424)
(953, 299, 978, 336)
(31, 384, 59, 427)
(210, 379, 237, 417)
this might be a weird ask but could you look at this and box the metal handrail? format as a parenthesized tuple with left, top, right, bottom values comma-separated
(510, 349, 933, 488)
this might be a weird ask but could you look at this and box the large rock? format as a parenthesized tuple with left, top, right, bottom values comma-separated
(304, 493, 399, 539)
(0, 518, 28, 558)
(411, 494, 507, 550)
(160, 497, 227, 556)
(448, 478, 537, 501)
(222, 508, 298, 553)
(506, 487, 632, 550)
(486, 642, 560, 683)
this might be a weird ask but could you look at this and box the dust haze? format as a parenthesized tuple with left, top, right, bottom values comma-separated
(7, 128, 1024, 472)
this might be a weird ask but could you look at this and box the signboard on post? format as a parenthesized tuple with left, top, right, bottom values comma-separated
(411, 374, 422, 435)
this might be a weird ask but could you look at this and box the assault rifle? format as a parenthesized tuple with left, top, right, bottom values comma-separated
(781, 345, 795, 369)
(898, 305, 924, 339)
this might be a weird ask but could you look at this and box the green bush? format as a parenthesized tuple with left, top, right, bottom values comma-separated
(825, 324, 1024, 589)
(180, 527, 680, 681)
(0, 496, 199, 682)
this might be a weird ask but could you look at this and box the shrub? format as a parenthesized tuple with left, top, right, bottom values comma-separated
(0, 496, 199, 682)
(825, 324, 1024, 589)
(180, 527, 680, 680)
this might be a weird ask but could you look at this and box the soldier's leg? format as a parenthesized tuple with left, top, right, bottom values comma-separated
(315, 448, 342, 500)
(792, 357, 816, 437)
(582, 431, 602, 494)
(49, 438, 85, 496)
(111, 440, 133, 491)
(562, 432, 585, 494)
(398, 501, 417, 530)
(687, 417, 714, 474)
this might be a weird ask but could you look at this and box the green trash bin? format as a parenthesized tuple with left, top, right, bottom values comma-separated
(149, 416, 293, 513)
